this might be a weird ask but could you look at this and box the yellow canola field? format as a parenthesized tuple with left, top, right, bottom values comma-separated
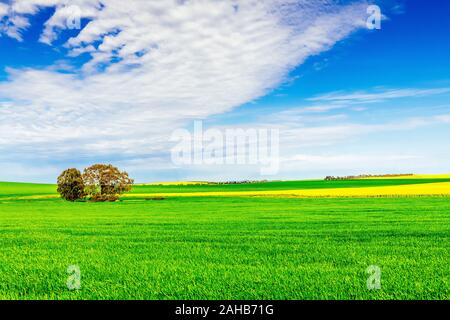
(140, 181, 210, 186)
(126, 181, 450, 198)
(358, 174, 450, 179)
(5, 181, 450, 200)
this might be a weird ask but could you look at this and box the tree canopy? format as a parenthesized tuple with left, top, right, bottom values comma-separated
(57, 168, 86, 202)
(82, 164, 134, 202)
(57, 164, 133, 202)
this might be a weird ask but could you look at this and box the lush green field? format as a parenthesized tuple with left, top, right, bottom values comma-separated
(0, 181, 449, 299)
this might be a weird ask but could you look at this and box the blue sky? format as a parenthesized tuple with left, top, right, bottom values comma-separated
(0, 0, 449, 182)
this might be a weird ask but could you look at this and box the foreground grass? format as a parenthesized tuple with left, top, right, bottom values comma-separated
(0, 196, 448, 299)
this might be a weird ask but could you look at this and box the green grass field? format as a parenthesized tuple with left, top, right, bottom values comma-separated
(0, 180, 449, 299)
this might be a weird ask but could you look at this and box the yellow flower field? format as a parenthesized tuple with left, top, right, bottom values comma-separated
(4, 179, 450, 200)
(126, 181, 450, 198)
(358, 174, 450, 179)
(141, 181, 210, 186)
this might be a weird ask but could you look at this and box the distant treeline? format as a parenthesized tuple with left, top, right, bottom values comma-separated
(324, 174, 414, 181)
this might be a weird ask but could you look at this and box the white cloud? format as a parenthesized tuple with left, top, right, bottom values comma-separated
(283, 153, 421, 163)
(275, 113, 450, 148)
(267, 86, 450, 117)
(0, 3, 8, 18)
(0, 0, 371, 170)
(164, 112, 450, 178)
(308, 87, 450, 103)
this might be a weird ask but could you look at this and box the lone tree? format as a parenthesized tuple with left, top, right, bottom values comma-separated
(57, 168, 86, 201)
(82, 164, 134, 202)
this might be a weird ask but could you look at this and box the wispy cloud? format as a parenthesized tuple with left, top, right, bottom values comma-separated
(271, 86, 450, 116)
(308, 87, 450, 103)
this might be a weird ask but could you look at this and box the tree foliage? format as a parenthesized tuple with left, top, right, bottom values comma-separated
(82, 164, 134, 202)
(57, 168, 86, 201)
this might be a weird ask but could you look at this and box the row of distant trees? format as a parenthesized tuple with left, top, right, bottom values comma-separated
(324, 173, 414, 180)
(57, 164, 134, 202)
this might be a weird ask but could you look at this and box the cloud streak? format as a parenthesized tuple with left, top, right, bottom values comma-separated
(308, 87, 450, 103)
